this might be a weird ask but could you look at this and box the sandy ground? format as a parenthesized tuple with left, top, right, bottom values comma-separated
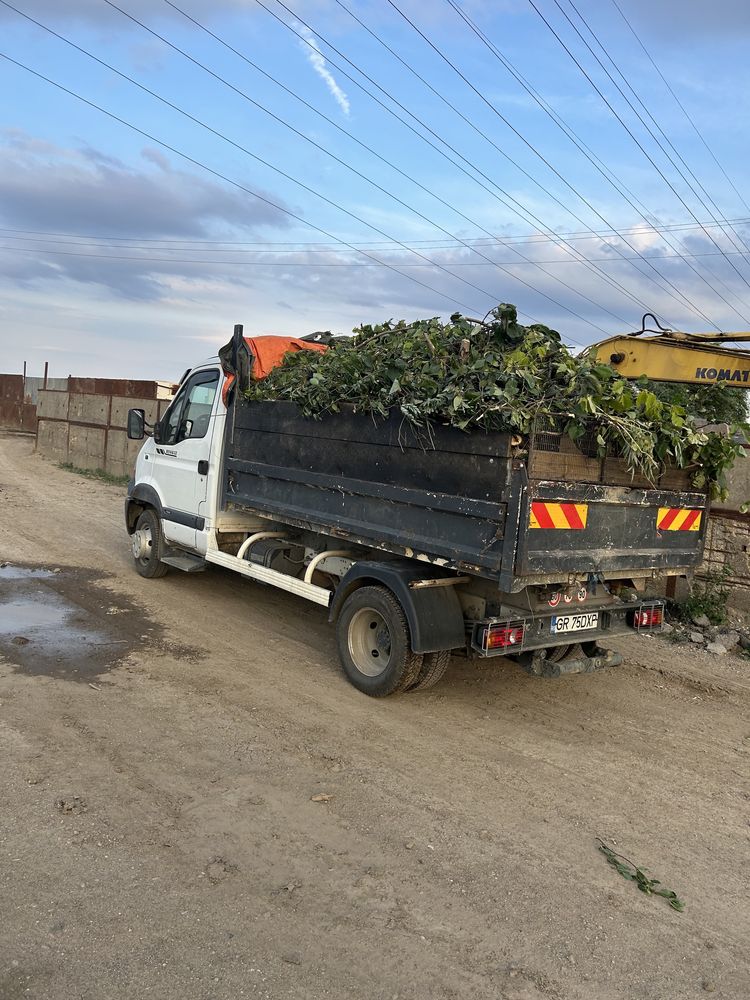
(0, 429, 748, 1000)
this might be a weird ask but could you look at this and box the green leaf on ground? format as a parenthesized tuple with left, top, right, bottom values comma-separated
(597, 839, 685, 912)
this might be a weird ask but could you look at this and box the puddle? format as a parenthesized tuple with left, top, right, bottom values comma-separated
(0, 563, 153, 681)
(0, 564, 55, 581)
(0, 597, 70, 632)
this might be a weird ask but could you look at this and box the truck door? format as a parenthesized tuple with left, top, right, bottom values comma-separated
(153, 367, 221, 549)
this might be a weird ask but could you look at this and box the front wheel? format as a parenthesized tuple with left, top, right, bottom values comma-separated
(131, 508, 169, 579)
(336, 586, 423, 697)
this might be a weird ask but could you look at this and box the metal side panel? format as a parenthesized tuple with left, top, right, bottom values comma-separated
(223, 459, 507, 576)
(515, 480, 708, 578)
(205, 548, 332, 607)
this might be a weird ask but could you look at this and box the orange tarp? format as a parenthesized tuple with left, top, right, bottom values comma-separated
(222, 335, 327, 404)
(245, 335, 327, 378)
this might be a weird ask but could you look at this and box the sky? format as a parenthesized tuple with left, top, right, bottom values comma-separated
(2, 0, 750, 380)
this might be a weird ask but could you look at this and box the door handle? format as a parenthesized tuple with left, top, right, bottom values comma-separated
(198, 460, 209, 475)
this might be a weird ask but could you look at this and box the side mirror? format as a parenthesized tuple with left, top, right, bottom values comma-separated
(127, 408, 145, 440)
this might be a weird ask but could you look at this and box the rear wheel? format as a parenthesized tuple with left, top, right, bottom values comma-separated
(546, 643, 578, 663)
(407, 649, 452, 692)
(336, 586, 423, 697)
(131, 508, 169, 579)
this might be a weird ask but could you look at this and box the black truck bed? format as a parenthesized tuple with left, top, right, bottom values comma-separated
(222, 399, 708, 590)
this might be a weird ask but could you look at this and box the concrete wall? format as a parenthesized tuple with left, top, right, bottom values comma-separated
(691, 456, 750, 611)
(698, 512, 750, 612)
(715, 458, 750, 514)
(36, 387, 174, 478)
(36, 390, 71, 422)
(1, 373, 174, 435)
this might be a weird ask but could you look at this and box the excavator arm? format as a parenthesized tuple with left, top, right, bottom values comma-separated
(588, 316, 750, 387)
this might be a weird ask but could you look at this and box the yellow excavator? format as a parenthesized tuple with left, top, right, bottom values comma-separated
(588, 314, 750, 387)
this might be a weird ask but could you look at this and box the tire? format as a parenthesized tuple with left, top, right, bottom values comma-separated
(546, 642, 578, 663)
(407, 649, 452, 692)
(336, 586, 423, 697)
(131, 508, 169, 579)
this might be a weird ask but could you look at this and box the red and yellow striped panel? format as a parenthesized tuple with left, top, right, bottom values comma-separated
(529, 501, 589, 530)
(657, 507, 702, 531)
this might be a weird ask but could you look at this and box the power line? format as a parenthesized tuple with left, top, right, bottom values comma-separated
(7, 2, 553, 330)
(84, 1, 619, 334)
(2, 218, 750, 248)
(383, 0, 735, 329)
(251, 0, 687, 324)
(8, 239, 750, 267)
(3, 244, 569, 265)
(0, 51, 485, 317)
(95, 0, 627, 330)
(568, 0, 748, 262)
(163, 0, 605, 306)
(306, 0, 729, 327)
(7, 0, 745, 327)
(3, 2, 613, 338)
(353, 0, 718, 320)
(185, 0, 750, 328)
(451, 0, 750, 271)
(553, 0, 750, 295)
(442, 0, 750, 320)
(610, 0, 750, 219)
(524, 0, 750, 324)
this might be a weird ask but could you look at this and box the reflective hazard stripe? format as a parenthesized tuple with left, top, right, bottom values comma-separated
(657, 507, 702, 531)
(529, 501, 589, 529)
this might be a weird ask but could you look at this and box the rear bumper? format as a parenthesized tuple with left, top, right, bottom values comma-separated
(470, 598, 664, 658)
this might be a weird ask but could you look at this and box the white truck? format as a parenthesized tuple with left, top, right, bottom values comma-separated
(124, 327, 704, 696)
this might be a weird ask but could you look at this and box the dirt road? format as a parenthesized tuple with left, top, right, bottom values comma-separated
(1, 431, 748, 1000)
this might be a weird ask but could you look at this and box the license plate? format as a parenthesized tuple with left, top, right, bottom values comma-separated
(550, 612, 599, 634)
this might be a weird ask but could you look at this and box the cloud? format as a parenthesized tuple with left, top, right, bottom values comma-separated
(0, 0, 255, 25)
(5, 225, 750, 379)
(614, 0, 750, 38)
(0, 131, 292, 237)
(298, 26, 351, 116)
(0, 130, 295, 298)
(3, 130, 750, 377)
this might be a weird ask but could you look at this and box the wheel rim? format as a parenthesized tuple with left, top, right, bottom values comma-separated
(132, 524, 153, 563)
(347, 607, 392, 677)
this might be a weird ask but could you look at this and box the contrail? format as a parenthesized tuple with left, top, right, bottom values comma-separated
(299, 25, 350, 116)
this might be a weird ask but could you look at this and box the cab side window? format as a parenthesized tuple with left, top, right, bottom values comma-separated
(162, 388, 187, 446)
(181, 371, 219, 440)
(161, 370, 220, 445)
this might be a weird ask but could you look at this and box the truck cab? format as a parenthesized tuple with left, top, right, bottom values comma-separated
(128, 361, 224, 555)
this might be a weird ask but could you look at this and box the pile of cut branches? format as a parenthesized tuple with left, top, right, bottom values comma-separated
(244, 304, 744, 497)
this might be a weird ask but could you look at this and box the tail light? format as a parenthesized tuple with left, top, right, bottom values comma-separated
(631, 606, 663, 629)
(483, 623, 525, 650)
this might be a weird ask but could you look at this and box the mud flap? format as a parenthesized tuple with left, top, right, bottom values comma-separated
(516, 644, 622, 678)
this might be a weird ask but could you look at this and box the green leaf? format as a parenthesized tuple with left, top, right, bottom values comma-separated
(597, 840, 684, 913)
